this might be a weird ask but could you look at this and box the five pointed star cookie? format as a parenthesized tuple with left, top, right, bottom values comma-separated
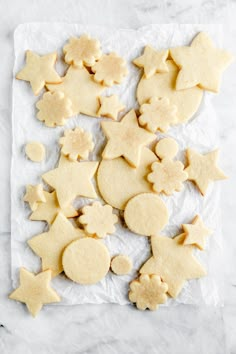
(184, 148, 227, 195)
(16, 51, 61, 95)
(30, 191, 78, 225)
(28, 213, 86, 276)
(170, 32, 233, 92)
(42, 154, 98, 207)
(133, 45, 169, 78)
(183, 215, 212, 250)
(23, 184, 46, 211)
(98, 95, 125, 120)
(9, 268, 60, 317)
(140, 234, 206, 298)
(101, 109, 156, 167)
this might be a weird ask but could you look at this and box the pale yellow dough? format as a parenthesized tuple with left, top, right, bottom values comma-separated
(62, 238, 110, 284)
(111, 255, 133, 275)
(155, 137, 178, 160)
(25, 142, 45, 162)
(98, 95, 125, 120)
(23, 184, 46, 211)
(183, 215, 212, 250)
(133, 46, 169, 78)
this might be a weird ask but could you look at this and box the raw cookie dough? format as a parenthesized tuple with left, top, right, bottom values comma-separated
(62, 238, 110, 284)
(183, 215, 212, 250)
(155, 137, 178, 160)
(25, 142, 46, 162)
(111, 255, 132, 275)
(98, 95, 125, 120)
(23, 184, 46, 211)
(133, 46, 169, 78)
(124, 193, 168, 236)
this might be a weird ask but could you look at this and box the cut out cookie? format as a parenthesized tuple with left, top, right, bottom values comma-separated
(47, 66, 105, 117)
(111, 255, 132, 275)
(98, 95, 125, 120)
(23, 184, 46, 211)
(30, 191, 78, 225)
(9, 268, 60, 317)
(59, 127, 94, 161)
(183, 215, 212, 250)
(184, 148, 227, 195)
(101, 109, 156, 167)
(124, 193, 168, 236)
(133, 46, 169, 78)
(28, 213, 86, 277)
(79, 202, 118, 238)
(16, 51, 61, 95)
(36, 91, 73, 127)
(170, 32, 233, 93)
(139, 97, 177, 133)
(25, 142, 45, 162)
(63, 34, 102, 68)
(140, 234, 206, 298)
(137, 60, 203, 123)
(97, 147, 158, 210)
(62, 238, 110, 284)
(92, 52, 128, 86)
(42, 155, 98, 207)
(155, 137, 178, 160)
(129, 274, 168, 311)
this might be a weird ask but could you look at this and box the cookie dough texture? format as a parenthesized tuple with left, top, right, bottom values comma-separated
(111, 255, 132, 275)
(25, 142, 45, 162)
(155, 138, 178, 160)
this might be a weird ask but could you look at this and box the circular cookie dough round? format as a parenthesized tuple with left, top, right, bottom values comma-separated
(155, 137, 178, 160)
(137, 60, 203, 123)
(25, 142, 45, 162)
(124, 193, 168, 236)
(111, 255, 133, 275)
(62, 238, 110, 285)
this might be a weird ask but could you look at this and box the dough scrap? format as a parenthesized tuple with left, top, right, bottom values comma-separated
(98, 95, 125, 120)
(62, 238, 110, 284)
(124, 193, 168, 236)
(25, 142, 45, 162)
(28, 213, 86, 277)
(129, 274, 168, 311)
(79, 202, 118, 238)
(23, 184, 46, 211)
(170, 32, 233, 93)
(137, 60, 203, 123)
(9, 268, 60, 317)
(140, 234, 206, 298)
(155, 137, 178, 160)
(101, 109, 156, 167)
(16, 51, 61, 95)
(183, 215, 212, 250)
(133, 46, 169, 78)
(111, 255, 132, 275)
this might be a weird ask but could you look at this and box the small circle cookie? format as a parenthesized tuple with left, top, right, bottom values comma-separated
(124, 193, 168, 236)
(25, 142, 45, 162)
(111, 255, 133, 275)
(155, 137, 178, 160)
(62, 238, 110, 285)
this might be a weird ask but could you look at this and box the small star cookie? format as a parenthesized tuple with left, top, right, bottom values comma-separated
(184, 148, 227, 195)
(25, 142, 45, 162)
(170, 32, 233, 92)
(92, 52, 128, 86)
(129, 274, 168, 311)
(139, 97, 177, 133)
(9, 268, 60, 317)
(101, 109, 156, 167)
(133, 46, 169, 78)
(79, 202, 118, 238)
(140, 234, 206, 298)
(23, 184, 46, 211)
(63, 34, 102, 68)
(16, 51, 61, 95)
(111, 255, 133, 275)
(183, 215, 212, 250)
(59, 127, 94, 161)
(98, 95, 125, 120)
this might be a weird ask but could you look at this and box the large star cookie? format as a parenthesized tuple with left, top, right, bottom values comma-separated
(183, 215, 212, 250)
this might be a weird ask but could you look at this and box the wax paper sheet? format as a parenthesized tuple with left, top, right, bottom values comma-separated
(11, 23, 224, 306)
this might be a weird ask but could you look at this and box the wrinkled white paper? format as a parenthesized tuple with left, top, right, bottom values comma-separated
(11, 23, 224, 306)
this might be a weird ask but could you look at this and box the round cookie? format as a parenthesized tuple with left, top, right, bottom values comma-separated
(62, 238, 110, 285)
(25, 142, 45, 162)
(137, 60, 203, 123)
(111, 255, 133, 275)
(124, 193, 168, 236)
(155, 137, 178, 160)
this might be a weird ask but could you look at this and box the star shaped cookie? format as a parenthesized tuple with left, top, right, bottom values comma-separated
(184, 149, 227, 195)
(133, 45, 169, 78)
(9, 268, 60, 317)
(183, 215, 212, 250)
(140, 234, 206, 298)
(16, 51, 61, 95)
(28, 213, 86, 277)
(23, 184, 46, 211)
(98, 95, 125, 120)
(42, 155, 98, 207)
(170, 32, 233, 92)
(101, 109, 156, 167)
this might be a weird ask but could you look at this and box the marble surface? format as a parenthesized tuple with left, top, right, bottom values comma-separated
(0, 0, 236, 353)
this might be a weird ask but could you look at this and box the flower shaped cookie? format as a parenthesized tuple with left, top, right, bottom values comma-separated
(92, 53, 128, 86)
(129, 274, 168, 311)
(79, 202, 118, 238)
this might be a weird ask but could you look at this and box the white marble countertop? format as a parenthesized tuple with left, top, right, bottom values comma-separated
(0, 0, 236, 353)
